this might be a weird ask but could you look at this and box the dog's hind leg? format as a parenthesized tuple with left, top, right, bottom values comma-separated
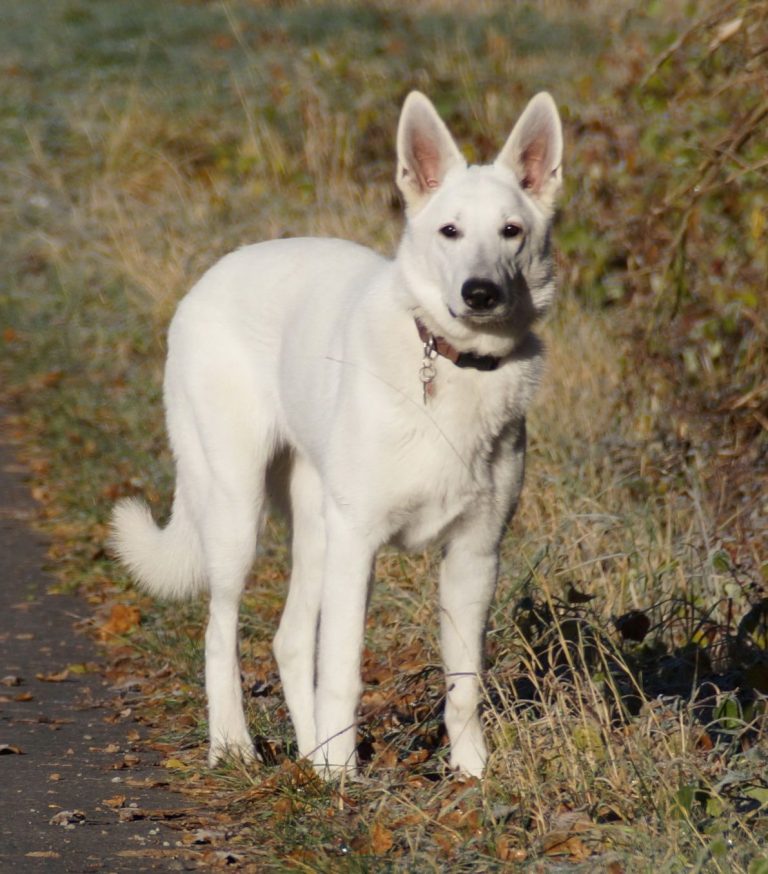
(273, 453, 325, 758)
(203, 505, 261, 767)
(186, 411, 272, 768)
(201, 472, 264, 766)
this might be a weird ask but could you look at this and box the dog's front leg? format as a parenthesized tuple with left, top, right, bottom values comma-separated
(439, 535, 499, 777)
(312, 502, 374, 778)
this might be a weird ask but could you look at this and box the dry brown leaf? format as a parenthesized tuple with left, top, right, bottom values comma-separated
(373, 744, 399, 770)
(14, 691, 34, 702)
(1, 675, 22, 687)
(0, 744, 24, 755)
(98, 603, 141, 639)
(403, 748, 429, 766)
(103, 795, 126, 809)
(542, 832, 590, 860)
(369, 821, 394, 854)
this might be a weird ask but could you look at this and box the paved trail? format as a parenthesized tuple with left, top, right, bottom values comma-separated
(0, 418, 199, 872)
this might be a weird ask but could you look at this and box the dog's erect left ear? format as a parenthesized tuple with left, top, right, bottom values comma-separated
(496, 92, 563, 214)
(396, 91, 466, 212)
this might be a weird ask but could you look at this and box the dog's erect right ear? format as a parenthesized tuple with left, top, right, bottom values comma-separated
(396, 92, 466, 212)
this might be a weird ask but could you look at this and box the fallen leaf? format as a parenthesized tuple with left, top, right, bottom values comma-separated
(403, 748, 429, 766)
(98, 603, 141, 639)
(369, 821, 394, 854)
(1, 675, 22, 687)
(542, 833, 590, 860)
(103, 795, 126, 809)
(161, 757, 187, 770)
(66, 663, 90, 675)
(35, 669, 70, 683)
(14, 691, 34, 702)
(0, 744, 24, 755)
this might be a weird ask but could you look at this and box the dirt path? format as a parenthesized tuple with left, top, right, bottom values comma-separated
(0, 419, 201, 872)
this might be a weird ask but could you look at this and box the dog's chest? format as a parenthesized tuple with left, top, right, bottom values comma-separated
(379, 373, 522, 550)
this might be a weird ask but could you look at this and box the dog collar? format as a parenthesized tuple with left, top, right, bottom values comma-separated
(414, 318, 501, 372)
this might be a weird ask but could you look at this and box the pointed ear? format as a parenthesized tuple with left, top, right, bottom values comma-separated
(396, 91, 466, 212)
(495, 92, 563, 213)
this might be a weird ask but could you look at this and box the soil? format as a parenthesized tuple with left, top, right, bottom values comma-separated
(0, 418, 203, 872)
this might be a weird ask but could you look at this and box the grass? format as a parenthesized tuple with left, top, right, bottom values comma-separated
(1, 0, 767, 870)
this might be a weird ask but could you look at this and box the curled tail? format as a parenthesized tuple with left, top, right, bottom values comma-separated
(110, 494, 206, 600)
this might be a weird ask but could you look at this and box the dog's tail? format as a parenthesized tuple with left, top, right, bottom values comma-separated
(110, 494, 206, 600)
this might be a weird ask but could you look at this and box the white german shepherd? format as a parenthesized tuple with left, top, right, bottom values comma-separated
(111, 90, 563, 778)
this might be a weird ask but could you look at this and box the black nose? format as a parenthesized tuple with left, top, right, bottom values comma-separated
(461, 279, 503, 311)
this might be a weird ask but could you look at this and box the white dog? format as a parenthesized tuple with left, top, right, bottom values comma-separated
(111, 90, 563, 778)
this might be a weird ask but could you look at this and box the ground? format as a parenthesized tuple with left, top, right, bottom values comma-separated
(0, 423, 203, 871)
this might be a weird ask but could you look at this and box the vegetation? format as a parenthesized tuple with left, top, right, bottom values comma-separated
(1, 0, 766, 870)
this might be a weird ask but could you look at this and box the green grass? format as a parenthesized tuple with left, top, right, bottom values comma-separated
(1, 0, 767, 870)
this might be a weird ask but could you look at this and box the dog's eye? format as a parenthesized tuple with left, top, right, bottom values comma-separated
(501, 223, 523, 239)
(439, 224, 461, 239)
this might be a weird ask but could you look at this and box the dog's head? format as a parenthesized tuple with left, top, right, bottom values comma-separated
(396, 91, 563, 354)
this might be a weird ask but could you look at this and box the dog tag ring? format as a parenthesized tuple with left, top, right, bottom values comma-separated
(420, 336, 438, 404)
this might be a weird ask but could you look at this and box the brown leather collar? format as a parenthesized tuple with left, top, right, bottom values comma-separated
(414, 318, 501, 372)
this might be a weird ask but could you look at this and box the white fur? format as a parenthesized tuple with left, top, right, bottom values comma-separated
(111, 90, 563, 777)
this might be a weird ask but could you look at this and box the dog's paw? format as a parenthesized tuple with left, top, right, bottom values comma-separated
(449, 738, 487, 778)
(208, 735, 256, 768)
(311, 749, 358, 781)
